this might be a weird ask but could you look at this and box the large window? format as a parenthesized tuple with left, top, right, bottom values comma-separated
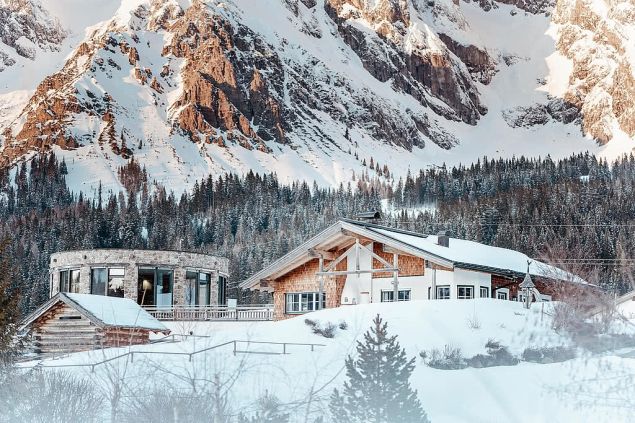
(457, 285, 474, 299)
(91, 268, 107, 295)
(436, 286, 450, 300)
(480, 286, 489, 298)
(138, 268, 173, 307)
(59, 269, 80, 293)
(91, 268, 125, 297)
(285, 292, 326, 314)
(218, 275, 227, 306)
(185, 271, 212, 306)
(381, 289, 411, 302)
(108, 268, 125, 297)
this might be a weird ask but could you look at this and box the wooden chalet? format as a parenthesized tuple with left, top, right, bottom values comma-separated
(240, 219, 588, 320)
(20, 293, 170, 355)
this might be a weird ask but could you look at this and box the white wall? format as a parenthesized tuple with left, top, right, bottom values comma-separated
(339, 244, 494, 304)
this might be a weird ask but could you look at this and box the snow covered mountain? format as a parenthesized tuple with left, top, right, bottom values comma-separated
(0, 0, 634, 193)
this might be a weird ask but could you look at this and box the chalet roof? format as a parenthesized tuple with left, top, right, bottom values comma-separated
(19, 293, 169, 333)
(240, 219, 587, 290)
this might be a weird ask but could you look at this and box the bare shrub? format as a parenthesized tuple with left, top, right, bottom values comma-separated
(120, 387, 216, 423)
(0, 370, 103, 422)
(424, 345, 467, 370)
(305, 319, 337, 338)
(466, 312, 481, 330)
(338, 320, 348, 330)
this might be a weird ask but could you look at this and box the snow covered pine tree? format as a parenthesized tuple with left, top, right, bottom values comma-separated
(329, 314, 429, 423)
(0, 239, 20, 366)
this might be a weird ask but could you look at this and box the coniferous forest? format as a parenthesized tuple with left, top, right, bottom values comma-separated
(1, 152, 634, 314)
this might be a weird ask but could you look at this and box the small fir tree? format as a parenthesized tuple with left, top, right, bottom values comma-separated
(329, 314, 429, 423)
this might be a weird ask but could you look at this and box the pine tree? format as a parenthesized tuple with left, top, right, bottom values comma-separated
(329, 314, 429, 423)
(0, 239, 20, 367)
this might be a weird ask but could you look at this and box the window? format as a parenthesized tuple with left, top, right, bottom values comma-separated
(436, 286, 450, 300)
(285, 292, 326, 314)
(108, 268, 125, 297)
(457, 286, 474, 299)
(497, 291, 508, 300)
(91, 268, 107, 295)
(381, 289, 411, 302)
(480, 287, 489, 298)
(91, 268, 125, 297)
(60, 269, 80, 293)
(138, 268, 173, 307)
(185, 271, 212, 306)
(156, 269, 173, 307)
(218, 275, 227, 306)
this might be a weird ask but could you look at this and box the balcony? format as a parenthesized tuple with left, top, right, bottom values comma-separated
(142, 304, 274, 321)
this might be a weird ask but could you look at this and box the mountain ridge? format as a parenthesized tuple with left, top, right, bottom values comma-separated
(0, 0, 633, 193)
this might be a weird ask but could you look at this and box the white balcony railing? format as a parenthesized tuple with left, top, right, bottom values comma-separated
(142, 305, 274, 321)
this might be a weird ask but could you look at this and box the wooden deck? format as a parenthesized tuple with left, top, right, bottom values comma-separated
(142, 305, 274, 321)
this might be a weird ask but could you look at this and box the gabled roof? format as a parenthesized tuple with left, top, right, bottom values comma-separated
(240, 219, 587, 290)
(20, 293, 169, 333)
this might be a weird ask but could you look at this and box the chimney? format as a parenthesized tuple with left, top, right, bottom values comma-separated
(437, 231, 450, 247)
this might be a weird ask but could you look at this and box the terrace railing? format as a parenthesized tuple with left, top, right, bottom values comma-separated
(142, 305, 274, 321)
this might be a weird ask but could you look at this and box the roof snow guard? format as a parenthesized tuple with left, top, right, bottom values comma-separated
(239, 220, 589, 290)
(19, 293, 170, 334)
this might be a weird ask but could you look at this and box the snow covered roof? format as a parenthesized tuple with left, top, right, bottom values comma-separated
(240, 220, 587, 289)
(363, 225, 584, 283)
(20, 293, 169, 333)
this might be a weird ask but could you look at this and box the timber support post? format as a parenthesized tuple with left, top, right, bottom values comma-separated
(392, 253, 399, 301)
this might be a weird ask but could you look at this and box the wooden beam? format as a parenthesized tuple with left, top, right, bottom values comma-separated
(308, 249, 336, 260)
(316, 268, 399, 276)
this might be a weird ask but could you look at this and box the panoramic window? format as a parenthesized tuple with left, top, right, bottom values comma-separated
(381, 289, 411, 302)
(285, 292, 325, 313)
(457, 286, 474, 299)
(59, 269, 80, 293)
(436, 286, 450, 300)
(480, 286, 489, 298)
(107, 268, 125, 297)
(90, 268, 107, 295)
(218, 275, 227, 306)
(185, 271, 211, 306)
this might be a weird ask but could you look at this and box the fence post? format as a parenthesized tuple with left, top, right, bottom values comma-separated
(233, 340, 236, 356)
(130, 352, 134, 363)
(283, 343, 287, 355)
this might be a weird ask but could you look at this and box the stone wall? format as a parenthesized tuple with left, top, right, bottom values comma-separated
(49, 249, 229, 306)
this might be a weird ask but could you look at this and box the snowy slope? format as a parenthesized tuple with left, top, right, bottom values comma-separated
(20, 300, 635, 422)
(0, 0, 634, 194)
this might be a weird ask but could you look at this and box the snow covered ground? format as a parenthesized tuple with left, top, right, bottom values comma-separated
(19, 299, 635, 422)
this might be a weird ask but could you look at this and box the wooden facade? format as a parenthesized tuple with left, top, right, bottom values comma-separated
(21, 294, 169, 355)
(30, 302, 150, 354)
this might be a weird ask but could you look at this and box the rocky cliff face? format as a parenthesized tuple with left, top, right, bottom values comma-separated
(0, 0, 65, 70)
(0, 0, 633, 190)
(552, 0, 635, 144)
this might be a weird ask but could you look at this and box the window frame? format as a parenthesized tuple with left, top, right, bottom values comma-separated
(480, 286, 490, 298)
(436, 285, 451, 300)
(380, 289, 412, 302)
(285, 292, 326, 314)
(59, 269, 80, 293)
(91, 267, 125, 297)
(457, 285, 474, 300)
(496, 290, 509, 300)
